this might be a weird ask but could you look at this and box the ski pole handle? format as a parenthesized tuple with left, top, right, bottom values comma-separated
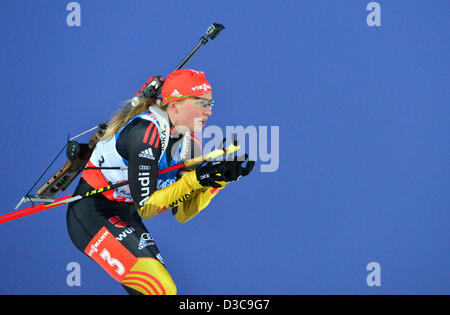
(158, 143, 239, 174)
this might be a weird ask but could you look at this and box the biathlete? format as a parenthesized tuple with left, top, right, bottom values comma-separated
(66, 69, 255, 295)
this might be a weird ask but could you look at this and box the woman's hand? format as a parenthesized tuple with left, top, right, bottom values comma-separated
(195, 154, 255, 188)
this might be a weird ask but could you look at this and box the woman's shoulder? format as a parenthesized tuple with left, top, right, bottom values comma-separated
(121, 114, 158, 139)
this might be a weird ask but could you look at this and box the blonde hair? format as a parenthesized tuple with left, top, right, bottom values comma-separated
(101, 97, 169, 141)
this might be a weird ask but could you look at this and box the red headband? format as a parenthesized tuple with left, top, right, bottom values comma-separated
(161, 69, 212, 102)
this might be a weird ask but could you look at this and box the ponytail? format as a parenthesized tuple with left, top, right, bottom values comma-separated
(101, 98, 169, 141)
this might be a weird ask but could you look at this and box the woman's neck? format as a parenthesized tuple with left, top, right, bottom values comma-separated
(167, 109, 189, 135)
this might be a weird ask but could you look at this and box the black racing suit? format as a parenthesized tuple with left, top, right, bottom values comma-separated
(66, 115, 222, 295)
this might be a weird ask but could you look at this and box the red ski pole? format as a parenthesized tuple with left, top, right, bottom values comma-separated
(2, 144, 239, 225)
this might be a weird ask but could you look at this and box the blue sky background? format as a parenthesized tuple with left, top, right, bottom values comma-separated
(0, 0, 448, 294)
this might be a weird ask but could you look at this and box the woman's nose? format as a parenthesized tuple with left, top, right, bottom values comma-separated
(204, 106, 212, 116)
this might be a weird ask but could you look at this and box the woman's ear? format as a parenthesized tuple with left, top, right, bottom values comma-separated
(168, 102, 178, 113)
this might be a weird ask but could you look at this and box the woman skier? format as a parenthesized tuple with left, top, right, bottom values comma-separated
(66, 69, 255, 295)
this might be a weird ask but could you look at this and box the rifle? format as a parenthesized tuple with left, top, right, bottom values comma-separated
(13, 23, 225, 211)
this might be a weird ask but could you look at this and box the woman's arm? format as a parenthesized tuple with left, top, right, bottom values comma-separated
(125, 118, 210, 220)
(171, 185, 225, 223)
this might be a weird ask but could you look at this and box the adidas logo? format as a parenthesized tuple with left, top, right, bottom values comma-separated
(139, 148, 155, 160)
(171, 89, 181, 96)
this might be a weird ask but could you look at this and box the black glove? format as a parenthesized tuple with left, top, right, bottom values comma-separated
(195, 160, 225, 188)
(195, 154, 255, 188)
(222, 154, 255, 182)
